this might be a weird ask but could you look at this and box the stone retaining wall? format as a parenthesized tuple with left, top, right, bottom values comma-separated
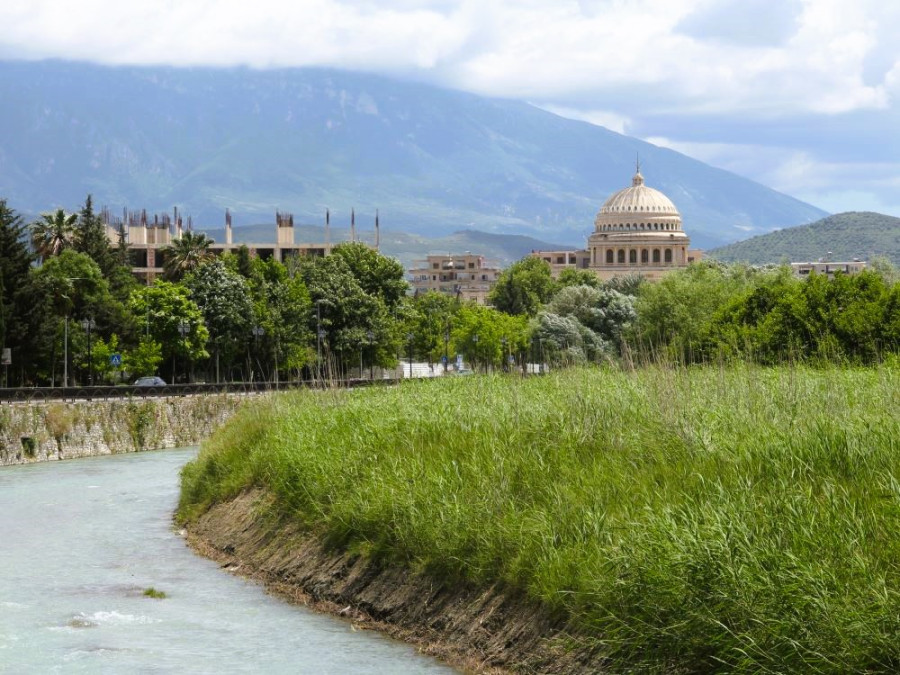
(0, 395, 249, 465)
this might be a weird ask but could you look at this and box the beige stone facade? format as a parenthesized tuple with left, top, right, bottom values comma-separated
(533, 169, 702, 281)
(408, 253, 501, 304)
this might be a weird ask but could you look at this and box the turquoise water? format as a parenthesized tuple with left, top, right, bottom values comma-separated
(0, 449, 456, 674)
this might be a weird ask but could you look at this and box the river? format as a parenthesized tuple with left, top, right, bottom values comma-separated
(0, 448, 456, 674)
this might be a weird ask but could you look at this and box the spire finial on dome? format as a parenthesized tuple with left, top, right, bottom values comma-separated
(632, 154, 644, 186)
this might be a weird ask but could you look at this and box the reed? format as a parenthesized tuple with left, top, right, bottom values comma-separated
(179, 363, 900, 672)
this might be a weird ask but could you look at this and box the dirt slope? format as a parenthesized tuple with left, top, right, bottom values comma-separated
(183, 490, 603, 674)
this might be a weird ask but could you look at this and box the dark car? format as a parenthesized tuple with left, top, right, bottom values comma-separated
(134, 376, 166, 386)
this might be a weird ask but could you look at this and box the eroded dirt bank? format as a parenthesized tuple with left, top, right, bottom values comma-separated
(184, 490, 603, 674)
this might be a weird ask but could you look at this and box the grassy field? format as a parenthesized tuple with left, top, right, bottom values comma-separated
(179, 365, 900, 672)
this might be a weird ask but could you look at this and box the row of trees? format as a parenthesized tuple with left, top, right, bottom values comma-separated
(488, 253, 900, 367)
(631, 261, 900, 364)
(1, 196, 424, 385)
(3, 194, 898, 387)
(2, 196, 593, 385)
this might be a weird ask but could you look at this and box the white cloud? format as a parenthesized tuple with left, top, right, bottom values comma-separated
(1, 0, 900, 215)
(2, 0, 897, 117)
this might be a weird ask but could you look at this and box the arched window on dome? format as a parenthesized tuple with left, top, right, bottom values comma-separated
(665, 249, 672, 263)
(606, 249, 613, 264)
(617, 249, 625, 264)
(629, 249, 637, 264)
(653, 249, 660, 263)
(641, 249, 648, 264)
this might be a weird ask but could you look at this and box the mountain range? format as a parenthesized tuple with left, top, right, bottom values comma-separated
(0, 60, 828, 250)
(708, 212, 900, 265)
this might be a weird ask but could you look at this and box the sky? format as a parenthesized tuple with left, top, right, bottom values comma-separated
(2, 0, 899, 217)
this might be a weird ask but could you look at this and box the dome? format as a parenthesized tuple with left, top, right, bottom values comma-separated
(593, 169, 683, 234)
(598, 171, 680, 216)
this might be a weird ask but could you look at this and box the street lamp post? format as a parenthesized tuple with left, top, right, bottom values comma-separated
(316, 300, 324, 383)
(58, 276, 84, 388)
(81, 318, 96, 385)
(177, 320, 190, 383)
(252, 326, 264, 382)
(63, 313, 69, 388)
(472, 333, 479, 373)
(406, 332, 414, 379)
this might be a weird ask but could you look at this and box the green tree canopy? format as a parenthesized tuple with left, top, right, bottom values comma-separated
(489, 256, 557, 316)
(629, 261, 758, 360)
(451, 303, 529, 371)
(32, 250, 117, 323)
(162, 231, 215, 281)
(547, 284, 636, 349)
(294, 254, 398, 371)
(331, 242, 408, 310)
(0, 200, 35, 360)
(73, 195, 137, 302)
(533, 312, 606, 366)
(244, 257, 313, 379)
(184, 260, 256, 379)
(409, 290, 457, 366)
(128, 281, 208, 381)
(31, 208, 77, 260)
(557, 268, 601, 289)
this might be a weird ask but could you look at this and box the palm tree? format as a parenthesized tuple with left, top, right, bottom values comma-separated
(31, 209, 77, 260)
(162, 231, 215, 281)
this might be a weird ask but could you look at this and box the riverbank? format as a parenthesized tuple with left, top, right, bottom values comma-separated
(0, 394, 245, 465)
(184, 490, 588, 673)
(178, 365, 900, 672)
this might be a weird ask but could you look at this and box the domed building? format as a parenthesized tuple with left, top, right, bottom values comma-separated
(533, 166, 701, 281)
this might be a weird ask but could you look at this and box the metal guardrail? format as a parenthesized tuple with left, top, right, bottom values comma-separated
(0, 379, 394, 403)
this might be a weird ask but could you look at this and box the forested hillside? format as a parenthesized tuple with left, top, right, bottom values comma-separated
(709, 212, 900, 264)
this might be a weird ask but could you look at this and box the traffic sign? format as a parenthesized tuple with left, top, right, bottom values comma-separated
(109, 353, 122, 367)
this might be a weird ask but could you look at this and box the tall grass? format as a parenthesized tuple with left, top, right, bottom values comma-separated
(179, 364, 900, 672)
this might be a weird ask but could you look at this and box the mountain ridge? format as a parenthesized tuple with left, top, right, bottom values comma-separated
(0, 60, 828, 249)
